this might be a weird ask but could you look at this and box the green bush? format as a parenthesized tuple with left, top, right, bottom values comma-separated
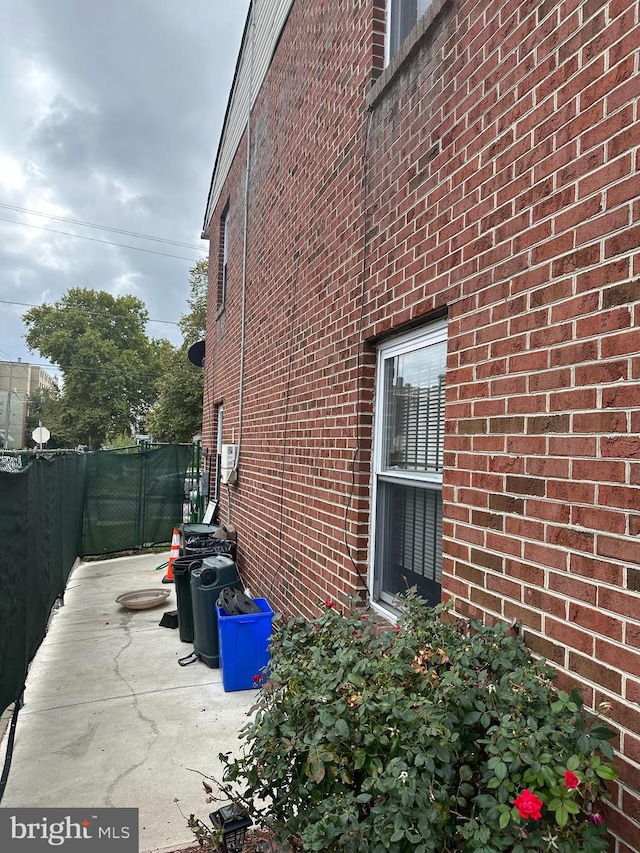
(220, 593, 617, 852)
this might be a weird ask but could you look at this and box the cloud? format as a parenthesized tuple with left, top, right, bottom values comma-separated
(0, 0, 249, 369)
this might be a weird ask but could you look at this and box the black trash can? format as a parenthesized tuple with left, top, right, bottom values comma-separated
(190, 556, 240, 668)
(172, 555, 204, 643)
(181, 522, 237, 557)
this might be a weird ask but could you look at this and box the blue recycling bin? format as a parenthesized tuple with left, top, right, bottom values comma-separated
(216, 598, 273, 692)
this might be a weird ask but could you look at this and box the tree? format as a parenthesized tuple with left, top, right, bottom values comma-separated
(23, 289, 162, 448)
(178, 258, 208, 345)
(144, 260, 206, 443)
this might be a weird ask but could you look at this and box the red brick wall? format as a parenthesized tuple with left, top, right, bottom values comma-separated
(205, 0, 384, 615)
(204, 0, 640, 847)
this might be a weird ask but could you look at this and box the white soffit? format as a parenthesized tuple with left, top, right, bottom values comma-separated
(203, 0, 295, 234)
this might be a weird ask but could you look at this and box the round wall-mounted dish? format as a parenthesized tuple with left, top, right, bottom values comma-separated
(116, 589, 171, 610)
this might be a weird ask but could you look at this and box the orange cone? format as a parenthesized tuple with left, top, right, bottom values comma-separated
(162, 528, 181, 583)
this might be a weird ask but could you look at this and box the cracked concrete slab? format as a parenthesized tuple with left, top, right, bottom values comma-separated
(0, 553, 258, 852)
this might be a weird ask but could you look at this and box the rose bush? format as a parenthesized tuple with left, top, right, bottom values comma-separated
(219, 592, 617, 852)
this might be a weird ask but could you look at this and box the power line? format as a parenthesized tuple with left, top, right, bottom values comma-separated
(4, 361, 196, 382)
(0, 215, 203, 261)
(0, 298, 179, 326)
(0, 201, 207, 251)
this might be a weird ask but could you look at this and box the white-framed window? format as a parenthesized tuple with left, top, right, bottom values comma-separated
(387, 0, 432, 63)
(371, 319, 447, 608)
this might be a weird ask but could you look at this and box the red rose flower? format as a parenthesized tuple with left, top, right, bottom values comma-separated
(513, 789, 543, 821)
(564, 770, 579, 789)
(324, 600, 336, 608)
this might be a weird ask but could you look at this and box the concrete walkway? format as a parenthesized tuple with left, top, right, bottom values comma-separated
(0, 553, 257, 852)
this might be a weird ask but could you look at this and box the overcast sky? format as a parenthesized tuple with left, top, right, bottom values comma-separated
(0, 0, 249, 379)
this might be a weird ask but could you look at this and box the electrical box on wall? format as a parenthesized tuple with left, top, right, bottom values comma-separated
(220, 444, 238, 484)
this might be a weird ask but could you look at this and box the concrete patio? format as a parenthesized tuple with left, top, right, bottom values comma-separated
(0, 552, 257, 852)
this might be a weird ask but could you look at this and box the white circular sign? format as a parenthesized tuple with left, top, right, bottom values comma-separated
(32, 426, 51, 444)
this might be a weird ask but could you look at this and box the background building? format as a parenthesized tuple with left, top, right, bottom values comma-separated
(0, 360, 58, 449)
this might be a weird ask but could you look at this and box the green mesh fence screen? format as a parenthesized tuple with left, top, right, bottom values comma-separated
(81, 443, 190, 556)
(0, 452, 85, 716)
(0, 443, 192, 715)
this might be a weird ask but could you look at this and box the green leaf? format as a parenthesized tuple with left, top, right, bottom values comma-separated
(464, 711, 482, 725)
(473, 794, 497, 808)
(354, 750, 367, 770)
(334, 718, 350, 739)
(600, 741, 615, 760)
(541, 765, 556, 788)
(595, 764, 618, 780)
(566, 754, 581, 771)
(589, 724, 617, 741)
(476, 826, 491, 843)
(556, 805, 569, 827)
(577, 733, 591, 752)
(499, 810, 511, 829)
(355, 793, 372, 803)
(494, 761, 508, 781)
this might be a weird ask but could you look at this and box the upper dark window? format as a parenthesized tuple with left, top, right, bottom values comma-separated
(217, 201, 229, 309)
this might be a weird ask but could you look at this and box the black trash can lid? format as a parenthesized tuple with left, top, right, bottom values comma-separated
(200, 567, 217, 586)
(183, 523, 226, 536)
(233, 591, 261, 614)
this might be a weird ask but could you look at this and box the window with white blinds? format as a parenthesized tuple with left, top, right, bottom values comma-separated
(381, 341, 446, 474)
(372, 320, 447, 608)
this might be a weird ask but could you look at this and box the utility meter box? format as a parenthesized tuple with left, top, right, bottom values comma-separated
(220, 444, 238, 484)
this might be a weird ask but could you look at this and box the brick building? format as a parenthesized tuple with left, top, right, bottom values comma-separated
(202, 1, 640, 846)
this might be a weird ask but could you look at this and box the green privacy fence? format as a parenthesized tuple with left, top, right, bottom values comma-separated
(0, 443, 191, 716)
(0, 452, 85, 717)
(82, 443, 190, 555)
